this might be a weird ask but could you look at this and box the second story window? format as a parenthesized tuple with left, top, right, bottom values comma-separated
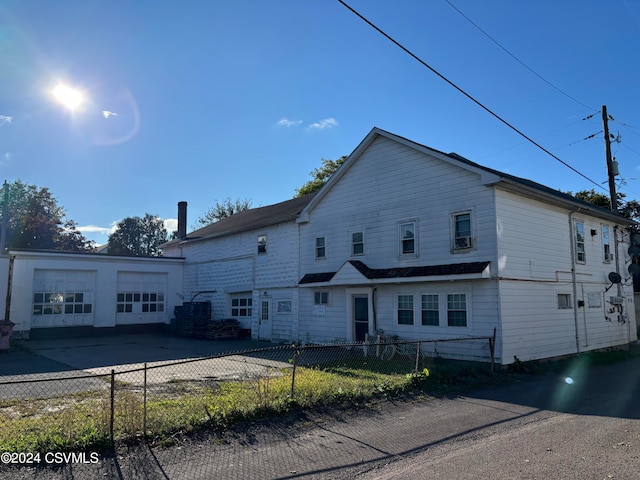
(258, 235, 267, 254)
(400, 222, 416, 255)
(453, 212, 473, 250)
(351, 231, 364, 255)
(602, 225, 612, 262)
(315, 237, 326, 259)
(575, 221, 585, 263)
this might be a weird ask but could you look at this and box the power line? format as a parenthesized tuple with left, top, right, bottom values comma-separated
(443, 0, 597, 112)
(337, 0, 604, 190)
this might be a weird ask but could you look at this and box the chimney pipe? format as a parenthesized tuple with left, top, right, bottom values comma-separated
(177, 201, 187, 239)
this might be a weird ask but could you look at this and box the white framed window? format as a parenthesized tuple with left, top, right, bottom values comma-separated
(447, 293, 467, 327)
(557, 293, 572, 309)
(421, 294, 439, 326)
(314, 291, 329, 305)
(33, 292, 93, 316)
(587, 292, 602, 308)
(231, 294, 253, 317)
(400, 221, 416, 255)
(452, 211, 473, 250)
(117, 291, 164, 314)
(315, 237, 326, 259)
(397, 294, 414, 325)
(351, 231, 364, 256)
(277, 300, 292, 313)
(574, 221, 585, 263)
(258, 234, 267, 254)
(602, 225, 612, 262)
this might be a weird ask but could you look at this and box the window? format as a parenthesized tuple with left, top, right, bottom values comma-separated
(421, 294, 439, 326)
(400, 222, 416, 255)
(557, 293, 572, 309)
(117, 292, 164, 314)
(257, 235, 267, 254)
(33, 292, 93, 316)
(231, 295, 252, 317)
(447, 293, 467, 327)
(315, 237, 326, 259)
(397, 295, 414, 325)
(453, 212, 473, 250)
(575, 221, 585, 263)
(602, 225, 612, 262)
(277, 300, 292, 313)
(351, 231, 364, 255)
(314, 291, 329, 305)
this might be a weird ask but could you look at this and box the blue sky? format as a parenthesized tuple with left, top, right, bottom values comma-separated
(1, 1, 639, 245)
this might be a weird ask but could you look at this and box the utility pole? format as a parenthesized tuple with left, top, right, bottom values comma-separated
(602, 105, 618, 212)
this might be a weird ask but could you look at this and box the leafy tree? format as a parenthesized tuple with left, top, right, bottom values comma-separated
(195, 198, 252, 227)
(0, 180, 95, 252)
(295, 156, 347, 197)
(568, 189, 640, 223)
(108, 213, 167, 257)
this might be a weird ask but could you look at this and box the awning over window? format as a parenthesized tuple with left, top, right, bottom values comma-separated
(299, 260, 491, 286)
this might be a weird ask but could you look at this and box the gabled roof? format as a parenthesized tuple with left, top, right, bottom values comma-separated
(164, 193, 316, 247)
(299, 260, 491, 286)
(299, 127, 631, 226)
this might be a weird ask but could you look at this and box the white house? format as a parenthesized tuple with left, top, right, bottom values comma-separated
(6, 250, 184, 338)
(164, 127, 637, 364)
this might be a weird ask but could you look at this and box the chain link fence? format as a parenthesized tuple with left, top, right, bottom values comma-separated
(0, 334, 495, 454)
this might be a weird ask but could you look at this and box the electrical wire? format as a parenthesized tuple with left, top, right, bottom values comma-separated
(443, 0, 597, 112)
(337, 0, 604, 190)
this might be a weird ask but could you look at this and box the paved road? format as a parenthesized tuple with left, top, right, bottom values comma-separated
(2, 351, 639, 479)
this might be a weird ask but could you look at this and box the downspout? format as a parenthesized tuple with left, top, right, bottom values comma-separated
(568, 212, 580, 354)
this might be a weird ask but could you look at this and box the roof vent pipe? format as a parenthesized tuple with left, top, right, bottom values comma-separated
(177, 201, 187, 239)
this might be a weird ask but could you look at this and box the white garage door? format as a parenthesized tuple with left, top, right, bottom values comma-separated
(116, 272, 168, 325)
(32, 269, 96, 328)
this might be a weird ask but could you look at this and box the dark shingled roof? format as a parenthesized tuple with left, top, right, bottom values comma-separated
(165, 193, 316, 246)
(299, 260, 490, 284)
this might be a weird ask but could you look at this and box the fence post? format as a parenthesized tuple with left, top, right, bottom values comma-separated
(489, 328, 496, 373)
(414, 342, 421, 373)
(110, 369, 115, 446)
(143, 362, 147, 440)
(290, 345, 299, 399)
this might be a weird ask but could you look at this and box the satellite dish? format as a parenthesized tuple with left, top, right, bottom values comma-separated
(608, 272, 622, 284)
(629, 264, 640, 275)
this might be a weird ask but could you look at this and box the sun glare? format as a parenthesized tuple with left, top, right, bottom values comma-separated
(52, 84, 85, 111)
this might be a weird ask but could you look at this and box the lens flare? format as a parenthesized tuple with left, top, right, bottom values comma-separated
(564, 377, 574, 385)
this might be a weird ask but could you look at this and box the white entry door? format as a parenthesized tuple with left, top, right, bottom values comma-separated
(259, 299, 272, 340)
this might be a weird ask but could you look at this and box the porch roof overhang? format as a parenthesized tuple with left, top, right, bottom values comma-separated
(299, 260, 491, 287)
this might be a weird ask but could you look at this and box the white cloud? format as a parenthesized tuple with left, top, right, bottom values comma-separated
(308, 118, 338, 130)
(76, 225, 114, 235)
(277, 117, 303, 127)
(164, 218, 178, 233)
(102, 110, 118, 119)
(0, 115, 12, 126)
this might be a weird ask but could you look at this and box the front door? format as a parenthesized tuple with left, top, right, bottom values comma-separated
(353, 296, 369, 342)
(259, 299, 272, 340)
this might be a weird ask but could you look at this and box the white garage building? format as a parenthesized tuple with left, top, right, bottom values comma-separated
(4, 250, 184, 338)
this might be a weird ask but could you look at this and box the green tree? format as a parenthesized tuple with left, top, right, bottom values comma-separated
(0, 180, 95, 252)
(294, 156, 347, 197)
(108, 213, 167, 257)
(569, 189, 640, 223)
(195, 198, 252, 227)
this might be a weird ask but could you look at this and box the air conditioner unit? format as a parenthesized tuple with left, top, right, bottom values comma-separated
(604, 253, 614, 262)
(455, 237, 472, 249)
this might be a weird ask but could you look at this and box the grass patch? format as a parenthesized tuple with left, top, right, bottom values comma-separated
(10, 343, 636, 453)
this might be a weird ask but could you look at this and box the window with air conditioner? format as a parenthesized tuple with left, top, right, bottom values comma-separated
(453, 212, 473, 251)
(602, 225, 613, 262)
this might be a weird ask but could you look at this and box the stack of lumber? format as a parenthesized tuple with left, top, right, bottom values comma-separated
(206, 319, 240, 340)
